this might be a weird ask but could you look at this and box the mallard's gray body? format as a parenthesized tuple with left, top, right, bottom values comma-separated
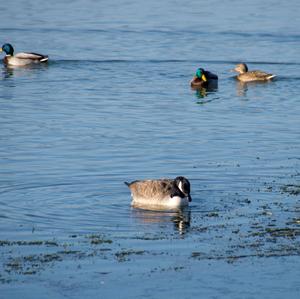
(1, 44, 48, 66)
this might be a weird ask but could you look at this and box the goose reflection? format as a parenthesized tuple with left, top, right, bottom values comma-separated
(131, 207, 191, 235)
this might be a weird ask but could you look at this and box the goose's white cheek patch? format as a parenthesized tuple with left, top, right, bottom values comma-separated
(178, 181, 183, 193)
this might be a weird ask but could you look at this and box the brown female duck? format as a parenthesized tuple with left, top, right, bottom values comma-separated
(232, 63, 276, 82)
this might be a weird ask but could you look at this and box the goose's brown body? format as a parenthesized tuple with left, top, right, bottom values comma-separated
(125, 177, 192, 210)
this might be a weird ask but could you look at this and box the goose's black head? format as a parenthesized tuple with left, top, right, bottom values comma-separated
(175, 176, 192, 202)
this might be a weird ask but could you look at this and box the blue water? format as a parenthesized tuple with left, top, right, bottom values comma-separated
(1, 0, 300, 298)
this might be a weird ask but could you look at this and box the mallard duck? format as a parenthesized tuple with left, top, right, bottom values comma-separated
(232, 63, 276, 82)
(190, 68, 218, 88)
(125, 176, 192, 210)
(0, 43, 48, 66)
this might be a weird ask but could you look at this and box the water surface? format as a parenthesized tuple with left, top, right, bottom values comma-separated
(1, 0, 300, 298)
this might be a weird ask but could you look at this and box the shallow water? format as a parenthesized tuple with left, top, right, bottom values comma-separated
(1, 0, 300, 298)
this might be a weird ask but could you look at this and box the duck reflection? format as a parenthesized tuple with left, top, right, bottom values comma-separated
(192, 84, 218, 98)
(236, 80, 248, 97)
(131, 207, 191, 235)
(1, 63, 49, 79)
(235, 80, 272, 97)
(191, 85, 219, 106)
(2, 66, 15, 79)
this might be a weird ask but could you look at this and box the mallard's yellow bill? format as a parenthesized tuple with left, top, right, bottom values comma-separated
(201, 74, 207, 82)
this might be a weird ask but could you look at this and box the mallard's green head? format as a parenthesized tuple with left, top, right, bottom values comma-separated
(196, 68, 207, 82)
(1, 43, 14, 55)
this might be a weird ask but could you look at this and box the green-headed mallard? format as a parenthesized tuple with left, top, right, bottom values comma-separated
(232, 63, 276, 82)
(190, 68, 218, 88)
(0, 43, 48, 66)
(125, 176, 192, 210)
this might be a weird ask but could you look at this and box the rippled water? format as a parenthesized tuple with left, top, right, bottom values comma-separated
(1, 0, 300, 298)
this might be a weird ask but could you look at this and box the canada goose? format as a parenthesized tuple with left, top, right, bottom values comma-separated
(125, 176, 192, 210)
